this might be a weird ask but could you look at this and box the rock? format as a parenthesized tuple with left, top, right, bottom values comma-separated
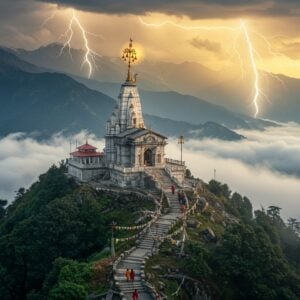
(158, 281, 165, 289)
(198, 197, 208, 211)
(215, 202, 221, 209)
(151, 265, 161, 270)
(202, 227, 216, 241)
(187, 219, 200, 228)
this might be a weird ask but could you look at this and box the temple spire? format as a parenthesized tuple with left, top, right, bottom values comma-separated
(121, 38, 138, 82)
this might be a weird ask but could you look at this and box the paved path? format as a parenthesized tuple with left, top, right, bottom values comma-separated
(114, 169, 181, 300)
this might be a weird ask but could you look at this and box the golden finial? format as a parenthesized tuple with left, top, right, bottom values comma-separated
(122, 38, 138, 82)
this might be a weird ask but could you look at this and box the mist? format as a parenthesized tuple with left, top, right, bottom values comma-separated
(0, 124, 299, 220)
(0, 132, 104, 201)
(167, 123, 300, 219)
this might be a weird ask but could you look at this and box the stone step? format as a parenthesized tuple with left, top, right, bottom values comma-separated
(116, 269, 142, 274)
(124, 256, 144, 261)
(139, 240, 155, 245)
(115, 276, 143, 281)
(139, 242, 154, 246)
(115, 174, 185, 299)
(121, 258, 143, 263)
(139, 245, 153, 250)
(118, 280, 144, 285)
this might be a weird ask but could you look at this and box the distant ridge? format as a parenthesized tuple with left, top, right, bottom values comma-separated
(0, 47, 244, 141)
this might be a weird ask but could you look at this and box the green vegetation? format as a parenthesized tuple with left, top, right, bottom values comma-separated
(0, 164, 155, 299)
(145, 179, 300, 299)
(0, 199, 7, 219)
(1, 165, 299, 300)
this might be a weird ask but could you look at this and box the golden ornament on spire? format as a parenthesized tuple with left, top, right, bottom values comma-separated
(122, 38, 138, 82)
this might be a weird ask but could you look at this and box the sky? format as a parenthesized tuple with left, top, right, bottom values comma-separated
(0, 0, 299, 219)
(1, 0, 300, 78)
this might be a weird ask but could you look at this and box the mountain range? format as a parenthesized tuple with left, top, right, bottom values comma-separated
(13, 43, 300, 124)
(0, 47, 244, 141)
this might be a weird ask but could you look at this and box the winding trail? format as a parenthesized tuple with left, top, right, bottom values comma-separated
(114, 169, 181, 299)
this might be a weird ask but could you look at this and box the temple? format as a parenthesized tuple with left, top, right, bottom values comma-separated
(68, 39, 185, 187)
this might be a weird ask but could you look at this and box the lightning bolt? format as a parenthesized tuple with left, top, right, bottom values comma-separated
(138, 16, 284, 118)
(41, 11, 57, 27)
(59, 9, 102, 78)
(240, 21, 260, 117)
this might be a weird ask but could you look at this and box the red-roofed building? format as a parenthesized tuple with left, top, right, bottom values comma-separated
(68, 142, 106, 181)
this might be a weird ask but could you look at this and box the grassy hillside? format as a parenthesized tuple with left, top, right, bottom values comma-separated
(0, 164, 155, 299)
(144, 179, 300, 299)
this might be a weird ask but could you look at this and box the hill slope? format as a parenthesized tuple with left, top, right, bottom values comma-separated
(15, 43, 300, 124)
(0, 48, 243, 140)
(72, 77, 276, 130)
(0, 49, 115, 137)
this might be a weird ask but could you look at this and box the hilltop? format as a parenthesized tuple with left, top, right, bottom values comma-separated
(0, 164, 299, 299)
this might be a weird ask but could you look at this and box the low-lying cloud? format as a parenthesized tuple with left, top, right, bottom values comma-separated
(0, 124, 299, 220)
(167, 123, 300, 220)
(168, 140, 300, 220)
(185, 124, 300, 177)
(0, 132, 103, 201)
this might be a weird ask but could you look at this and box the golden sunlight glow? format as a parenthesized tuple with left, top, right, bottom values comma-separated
(40, 7, 300, 116)
(120, 41, 145, 65)
(139, 15, 263, 117)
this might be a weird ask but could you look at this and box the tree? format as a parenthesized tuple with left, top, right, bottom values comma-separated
(183, 241, 211, 277)
(0, 199, 7, 219)
(185, 169, 192, 178)
(228, 193, 253, 221)
(267, 206, 282, 221)
(287, 218, 299, 231)
(14, 187, 26, 200)
(213, 223, 300, 299)
(48, 282, 87, 300)
(208, 180, 231, 198)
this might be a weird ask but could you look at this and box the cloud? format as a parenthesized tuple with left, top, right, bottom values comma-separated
(36, 0, 300, 18)
(280, 41, 300, 59)
(189, 37, 222, 54)
(167, 140, 300, 220)
(0, 132, 104, 201)
(182, 124, 300, 177)
(165, 123, 300, 219)
(1, 123, 299, 220)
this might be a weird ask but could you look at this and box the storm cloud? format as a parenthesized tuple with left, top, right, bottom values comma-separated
(36, 0, 300, 18)
(189, 38, 222, 54)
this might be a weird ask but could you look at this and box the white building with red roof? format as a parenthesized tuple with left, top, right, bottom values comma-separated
(68, 141, 105, 181)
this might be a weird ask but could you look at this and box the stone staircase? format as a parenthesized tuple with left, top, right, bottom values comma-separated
(114, 168, 181, 300)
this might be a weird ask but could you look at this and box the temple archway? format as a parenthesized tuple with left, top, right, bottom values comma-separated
(144, 148, 154, 166)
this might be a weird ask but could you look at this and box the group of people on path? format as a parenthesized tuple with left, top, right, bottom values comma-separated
(172, 185, 188, 214)
(125, 269, 139, 299)
(178, 189, 188, 214)
(125, 268, 135, 282)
